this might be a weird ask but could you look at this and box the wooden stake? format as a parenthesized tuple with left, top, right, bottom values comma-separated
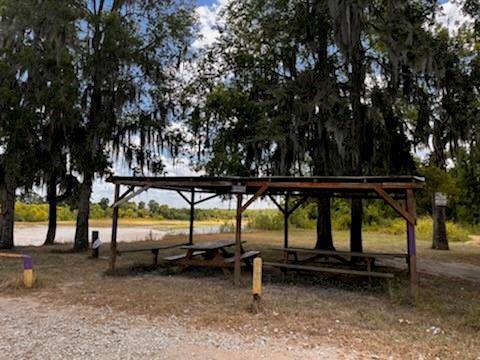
(252, 257, 262, 298)
(23, 256, 33, 288)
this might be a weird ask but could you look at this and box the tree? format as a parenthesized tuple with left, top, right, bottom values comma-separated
(0, 0, 76, 248)
(99, 198, 110, 210)
(407, 8, 478, 249)
(188, 0, 347, 249)
(148, 200, 160, 215)
(70, 0, 195, 251)
(189, 0, 422, 252)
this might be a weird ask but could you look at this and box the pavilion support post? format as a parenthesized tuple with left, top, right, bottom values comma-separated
(284, 193, 290, 249)
(109, 184, 120, 272)
(189, 189, 195, 245)
(234, 194, 243, 286)
(406, 189, 418, 301)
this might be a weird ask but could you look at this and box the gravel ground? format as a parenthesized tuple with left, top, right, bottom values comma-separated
(0, 296, 353, 359)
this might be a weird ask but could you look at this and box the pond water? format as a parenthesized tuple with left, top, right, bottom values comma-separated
(13, 224, 224, 247)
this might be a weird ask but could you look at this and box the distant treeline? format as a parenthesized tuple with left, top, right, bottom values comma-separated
(15, 196, 469, 241)
(15, 198, 236, 222)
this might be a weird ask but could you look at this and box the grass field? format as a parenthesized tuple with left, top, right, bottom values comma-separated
(1, 229, 479, 358)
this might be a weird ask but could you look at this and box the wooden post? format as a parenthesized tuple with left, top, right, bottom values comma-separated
(23, 256, 33, 288)
(284, 193, 289, 249)
(234, 193, 243, 286)
(252, 257, 262, 298)
(110, 184, 120, 272)
(189, 189, 195, 245)
(91, 230, 100, 258)
(406, 189, 418, 301)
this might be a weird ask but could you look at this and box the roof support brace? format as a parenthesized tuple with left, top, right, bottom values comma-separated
(112, 185, 150, 208)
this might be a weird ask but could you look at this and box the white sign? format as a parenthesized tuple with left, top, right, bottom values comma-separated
(92, 238, 102, 249)
(434, 192, 447, 207)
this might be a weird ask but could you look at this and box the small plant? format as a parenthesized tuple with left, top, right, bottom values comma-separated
(219, 221, 235, 233)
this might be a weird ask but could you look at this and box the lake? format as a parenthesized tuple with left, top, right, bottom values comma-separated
(13, 223, 224, 247)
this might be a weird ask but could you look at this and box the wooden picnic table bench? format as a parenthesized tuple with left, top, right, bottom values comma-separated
(263, 262, 394, 279)
(164, 240, 260, 275)
(278, 247, 407, 267)
(116, 243, 189, 267)
(266, 247, 405, 281)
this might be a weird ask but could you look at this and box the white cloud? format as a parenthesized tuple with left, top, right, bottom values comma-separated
(192, 0, 230, 49)
(436, 1, 474, 35)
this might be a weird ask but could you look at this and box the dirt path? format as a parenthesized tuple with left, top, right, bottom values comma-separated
(0, 296, 352, 360)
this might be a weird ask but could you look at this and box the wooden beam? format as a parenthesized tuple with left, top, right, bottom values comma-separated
(152, 185, 217, 194)
(374, 187, 415, 225)
(177, 190, 191, 204)
(286, 196, 308, 215)
(246, 181, 423, 190)
(117, 186, 135, 203)
(110, 184, 120, 272)
(111, 185, 150, 208)
(268, 195, 285, 213)
(194, 193, 220, 205)
(240, 184, 269, 213)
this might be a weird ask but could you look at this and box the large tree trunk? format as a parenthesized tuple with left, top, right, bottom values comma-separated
(432, 195, 448, 250)
(315, 197, 335, 250)
(350, 199, 363, 253)
(74, 173, 93, 251)
(44, 172, 57, 245)
(348, 5, 366, 254)
(0, 175, 16, 249)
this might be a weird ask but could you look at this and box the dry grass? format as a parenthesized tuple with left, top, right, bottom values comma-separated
(1, 229, 479, 358)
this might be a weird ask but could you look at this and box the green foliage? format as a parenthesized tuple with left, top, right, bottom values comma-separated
(377, 217, 470, 242)
(246, 210, 283, 231)
(416, 165, 460, 216)
(452, 148, 480, 224)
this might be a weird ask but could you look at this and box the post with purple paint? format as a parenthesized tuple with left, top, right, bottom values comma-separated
(406, 189, 418, 301)
(23, 255, 34, 288)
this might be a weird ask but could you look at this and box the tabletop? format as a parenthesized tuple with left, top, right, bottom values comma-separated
(181, 239, 238, 251)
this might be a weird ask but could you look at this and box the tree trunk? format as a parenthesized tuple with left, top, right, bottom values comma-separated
(44, 172, 57, 245)
(315, 197, 335, 250)
(432, 118, 449, 250)
(432, 195, 449, 250)
(350, 199, 363, 253)
(74, 173, 93, 251)
(0, 175, 15, 249)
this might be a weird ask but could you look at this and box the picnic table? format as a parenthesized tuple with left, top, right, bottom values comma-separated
(264, 247, 405, 280)
(164, 240, 260, 275)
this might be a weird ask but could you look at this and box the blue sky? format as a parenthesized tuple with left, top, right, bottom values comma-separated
(91, 0, 470, 208)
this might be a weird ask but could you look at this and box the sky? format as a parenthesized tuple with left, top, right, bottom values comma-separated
(91, 0, 473, 209)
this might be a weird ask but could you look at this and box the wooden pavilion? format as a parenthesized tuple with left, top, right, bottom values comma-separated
(107, 175, 425, 297)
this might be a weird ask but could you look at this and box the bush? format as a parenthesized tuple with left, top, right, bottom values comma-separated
(247, 211, 283, 230)
(219, 221, 235, 233)
(378, 216, 470, 242)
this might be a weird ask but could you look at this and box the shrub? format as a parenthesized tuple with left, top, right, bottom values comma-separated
(378, 216, 470, 242)
(247, 211, 283, 230)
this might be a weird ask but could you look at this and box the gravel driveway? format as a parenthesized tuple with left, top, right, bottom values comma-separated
(0, 296, 349, 359)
